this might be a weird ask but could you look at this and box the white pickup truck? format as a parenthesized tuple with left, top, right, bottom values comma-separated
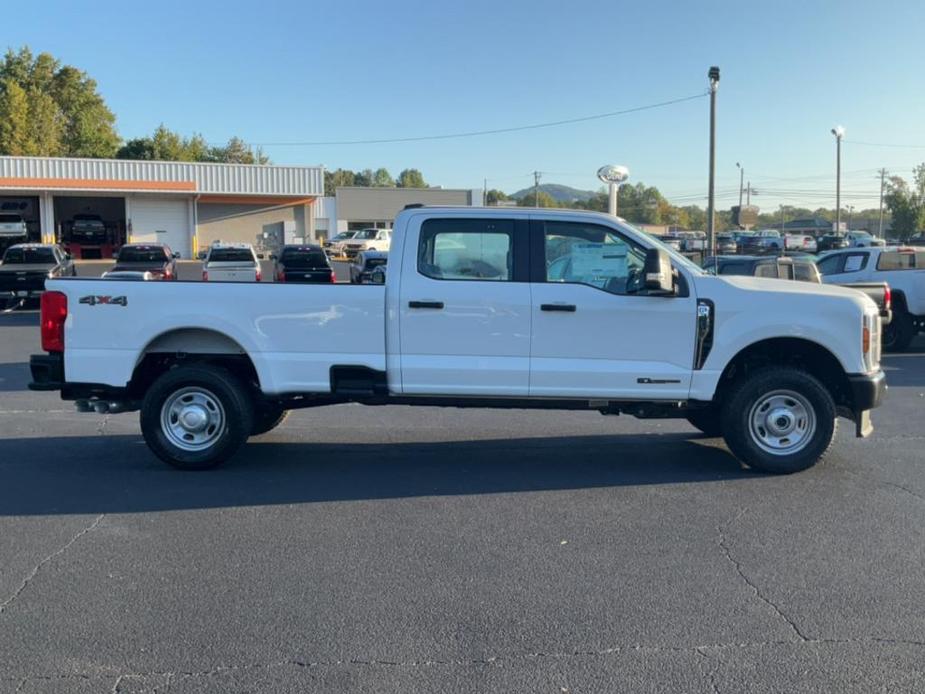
(818, 246, 925, 351)
(30, 207, 885, 474)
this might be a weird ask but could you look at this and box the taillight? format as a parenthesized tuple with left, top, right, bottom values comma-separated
(41, 291, 67, 353)
(330, 271, 336, 283)
(276, 269, 285, 282)
(202, 269, 208, 281)
(255, 268, 262, 282)
(883, 284, 891, 311)
(164, 268, 173, 280)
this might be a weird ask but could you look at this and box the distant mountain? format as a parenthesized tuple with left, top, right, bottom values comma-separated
(510, 183, 598, 204)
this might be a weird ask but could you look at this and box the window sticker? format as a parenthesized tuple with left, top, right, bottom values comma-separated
(570, 243, 627, 277)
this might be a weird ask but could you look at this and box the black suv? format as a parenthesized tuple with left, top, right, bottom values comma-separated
(272, 245, 335, 283)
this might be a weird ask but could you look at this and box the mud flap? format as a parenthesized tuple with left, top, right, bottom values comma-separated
(855, 410, 873, 438)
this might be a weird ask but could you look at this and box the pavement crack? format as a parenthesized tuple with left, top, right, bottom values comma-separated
(0, 514, 105, 616)
(97, 414, 111, 436)
(716, 508, 810, 642)
(695, 648, 721, 694)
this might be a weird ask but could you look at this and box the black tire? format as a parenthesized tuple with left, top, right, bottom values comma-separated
(251, 406, 289, 436)
(140, 364, 253, 470)
(720, 366, 836, 474)
(882, 311, 915, 353)
(686, 408, 724, 437)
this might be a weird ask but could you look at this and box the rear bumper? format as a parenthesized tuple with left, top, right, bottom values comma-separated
(29, 353, 64, 391)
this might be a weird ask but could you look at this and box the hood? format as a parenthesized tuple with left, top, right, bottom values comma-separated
(695, 273, 877, 310)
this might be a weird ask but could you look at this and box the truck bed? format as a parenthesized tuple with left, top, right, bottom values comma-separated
(48, 278, 386, 394)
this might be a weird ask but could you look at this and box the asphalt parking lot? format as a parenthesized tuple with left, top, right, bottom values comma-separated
(1, 306, 924, 692)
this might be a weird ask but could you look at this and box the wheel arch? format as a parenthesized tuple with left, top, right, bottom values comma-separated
(714, 336, 853, 411)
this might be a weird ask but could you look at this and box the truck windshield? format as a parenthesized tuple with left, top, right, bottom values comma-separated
(354, 230, 379, 240)
(281, 249, 328, 268)
(209, 249, 254, 263)
(119, 247, 168, 262)
(3, 247, 54, 264)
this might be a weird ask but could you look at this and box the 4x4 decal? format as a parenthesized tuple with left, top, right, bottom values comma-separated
(79, 295, 127, 306)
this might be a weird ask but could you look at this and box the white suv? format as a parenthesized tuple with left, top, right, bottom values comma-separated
(343, 228, 392, 259)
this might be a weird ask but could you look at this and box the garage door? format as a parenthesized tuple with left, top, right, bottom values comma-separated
(131, 196, 190, 257)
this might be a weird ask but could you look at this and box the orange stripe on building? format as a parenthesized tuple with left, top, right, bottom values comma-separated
(0, 177, 196, 191)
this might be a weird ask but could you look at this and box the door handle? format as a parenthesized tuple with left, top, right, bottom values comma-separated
(540, 303, 577, 312)
(408, 301, 444, 309)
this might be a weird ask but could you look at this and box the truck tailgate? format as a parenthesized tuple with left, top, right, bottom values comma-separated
(48, 279, 386, 394)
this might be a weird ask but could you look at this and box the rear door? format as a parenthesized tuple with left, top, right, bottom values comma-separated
(529, 218, 697, 399)
(398, 215, 531, 395)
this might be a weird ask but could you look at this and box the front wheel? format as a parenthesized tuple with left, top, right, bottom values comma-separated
(720, 367, 836, 474)
(140, 364, 254, 470)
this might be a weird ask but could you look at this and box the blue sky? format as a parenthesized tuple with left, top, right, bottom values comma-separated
(4, 0, 925, 214)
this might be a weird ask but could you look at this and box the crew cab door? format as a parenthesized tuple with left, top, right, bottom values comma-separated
(529, 218, 696, 399)
(398, 215, 531, 395)
(817, 251, 871, 283)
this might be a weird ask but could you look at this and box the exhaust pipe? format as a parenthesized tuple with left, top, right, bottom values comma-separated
(76, 399, 133, 414)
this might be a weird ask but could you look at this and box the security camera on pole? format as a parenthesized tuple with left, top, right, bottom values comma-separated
(597, 165, 630, 217)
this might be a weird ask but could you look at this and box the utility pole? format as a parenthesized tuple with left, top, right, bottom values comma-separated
(736, 162, 744, 209)
(831, 126, 845, 232)
(848, 205, 854, 230)
(779, 204, 785, 233)
(745, 181, 752, 206)
(707, 66, 720, 258)
(533, 171, 542, 208)
(878, 168, 887, 238)
(483, 178, 487, 206)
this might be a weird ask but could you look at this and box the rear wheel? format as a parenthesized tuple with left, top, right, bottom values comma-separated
(882, 311, 915, 353)
(686, 408, 723, 437)
(721, 366, 836, 474)
(140, 364, 253, 470)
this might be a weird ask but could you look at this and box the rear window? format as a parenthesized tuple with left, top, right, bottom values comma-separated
(877, 252, 915, 270)
(118, 246, 168, 263)
(209, 248, 255, 263)
(365, 257, 387, 269)
(3, 247, 55, 264)
(280, 249, 329, 268)
(0, 214, 23, 223)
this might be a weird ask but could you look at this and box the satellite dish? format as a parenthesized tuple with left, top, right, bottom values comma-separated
(597, 165, 630, 185)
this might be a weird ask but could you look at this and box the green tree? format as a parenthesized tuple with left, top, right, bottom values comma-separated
(354, 169, 374, 187)
(0, 77, 30, 154)
(885, 174, 923, 241)
(324, 168, 356, 195)
(517, 190, 557, 207)
(209, 136, 268, 164)
(396, 168, 427, 188)
(0, 46, 119, 157)
(486, 189, 509, 205)
(372, 167, 394, 187)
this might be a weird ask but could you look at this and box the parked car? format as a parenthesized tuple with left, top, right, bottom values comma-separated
(202, 243, 261, 282)
(714, 233, 737, 254)
(272, 245, 335, 283)
(31, 206, 885, 476)
(846, 231, 886, 248)
(739, 230, 783, 254)
(0, 213, 28, 242)
(324, 231, 359, 255)
(0, 243, 75, 300)
(342, 228, 392, 259)
(816, 234, 851, 252)
(784, 234, 818, 253)
(703, 255, 816, 282)
(107, 244, 178, 281)
(654, 235, 682, 251)
(817, 247, 924, 350)
(349, 250, 388, 284)
(70, 214, 108, 245)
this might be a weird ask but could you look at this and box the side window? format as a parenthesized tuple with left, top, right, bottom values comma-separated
(754, 263, 778, 279)
(816, 254, 845, 276)
(418, 218, 513, 281)
(543, 221, 646, 295)
(877, 252, 914, 270)
(842, 253, 868, 273)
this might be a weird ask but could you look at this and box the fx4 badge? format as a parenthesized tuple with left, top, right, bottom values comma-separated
(79, 295, 127, 306)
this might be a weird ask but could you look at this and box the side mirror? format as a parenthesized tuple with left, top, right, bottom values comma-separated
(112, 252, 119, 261)
(644, 248, 674, 295)
(65, 252, 72, 260)
(173, 252, 181, 259)
(269, 254, 277, 261)
(257, 253, 265, 260)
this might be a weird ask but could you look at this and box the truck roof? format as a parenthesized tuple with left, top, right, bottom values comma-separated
(398, 205, 635, 225)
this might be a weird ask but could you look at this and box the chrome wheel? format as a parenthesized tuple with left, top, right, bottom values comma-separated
(748, 389, 816, 456)
(160, 387, 226, 452)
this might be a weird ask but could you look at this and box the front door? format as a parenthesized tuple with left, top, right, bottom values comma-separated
(398, 216, 531, 396)
(529, 219, 697, 399)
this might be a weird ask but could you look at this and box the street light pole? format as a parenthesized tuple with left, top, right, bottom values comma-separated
(736, 162, 744, 209)
(707, 66, 720, 258)
(832, 126, 845, 232)
(878, 168, 887, 238)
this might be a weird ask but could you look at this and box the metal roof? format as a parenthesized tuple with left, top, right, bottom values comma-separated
(0, 156, 323, 197)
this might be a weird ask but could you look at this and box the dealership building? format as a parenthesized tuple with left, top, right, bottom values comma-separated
(0, 156, 324, 258)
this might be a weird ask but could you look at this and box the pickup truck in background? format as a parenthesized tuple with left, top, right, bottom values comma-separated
(0, 243, 75, 301)
(202, 243, 261, 282)
(818, 247, 924, 351)
(29, 207, 885, 475)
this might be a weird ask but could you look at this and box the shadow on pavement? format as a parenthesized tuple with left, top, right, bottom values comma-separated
(0, 433, 753, 516)
(0, 362, 29, 392)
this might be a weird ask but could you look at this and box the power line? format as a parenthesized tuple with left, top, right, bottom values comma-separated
(845, 140, 925, 149)
(247, 93, 708, 147)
